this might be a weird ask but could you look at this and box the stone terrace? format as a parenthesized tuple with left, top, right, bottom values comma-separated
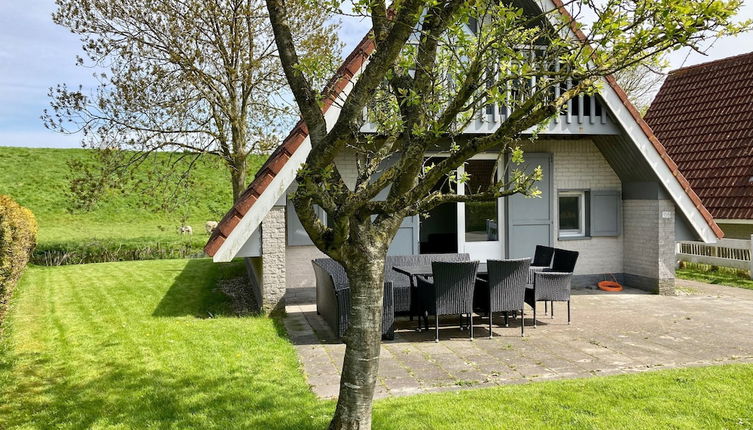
(283, 280, 753, 399)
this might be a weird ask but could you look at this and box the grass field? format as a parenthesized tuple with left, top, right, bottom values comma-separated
(677, 262, 753, 291)
(2, 259, 753, 429)
(0, 147, 266, 263)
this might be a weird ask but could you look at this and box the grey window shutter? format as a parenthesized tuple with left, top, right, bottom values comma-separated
(590, 190, 621, 236)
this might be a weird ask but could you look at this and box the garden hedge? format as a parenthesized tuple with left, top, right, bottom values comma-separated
(0, 195, 38, 323)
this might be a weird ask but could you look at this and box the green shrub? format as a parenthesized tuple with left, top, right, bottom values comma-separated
(32, 239, 205, 266)
(0, 195, 38, 322)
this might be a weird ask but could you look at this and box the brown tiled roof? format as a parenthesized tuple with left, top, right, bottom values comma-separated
(204, 35, 375, 256)
(645, 51, 753, 221)
(207, 3, 724, 257)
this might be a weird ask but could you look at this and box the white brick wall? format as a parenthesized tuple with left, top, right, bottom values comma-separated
(623, 200, 659, 278)
(533, 139, 624, 276)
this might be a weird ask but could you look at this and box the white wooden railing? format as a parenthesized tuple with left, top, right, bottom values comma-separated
(676, 236, 753, 277)
(360, 54, 620, 136)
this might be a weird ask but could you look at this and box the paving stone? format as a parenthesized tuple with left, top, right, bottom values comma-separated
(285, 281, 753, 398)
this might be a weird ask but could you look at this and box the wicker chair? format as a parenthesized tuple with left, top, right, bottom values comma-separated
(385, 253, 470, 319)
(416, 261, 479, 342)
(312, 259, 395, 340)
(474, 258, 531, 337)
(549, 248, 579, 272)
(528, 245, 555, 284)
(525, 249, 579, 326)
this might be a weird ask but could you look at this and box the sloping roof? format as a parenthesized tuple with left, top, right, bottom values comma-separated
(645, 51, 753, 220)
(204, 36, 375, 256)
(206, 2, 723, 258)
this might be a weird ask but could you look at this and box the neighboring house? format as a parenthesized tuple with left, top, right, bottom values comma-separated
(645, 51, 753, 239)
(205, 0, 723, 312)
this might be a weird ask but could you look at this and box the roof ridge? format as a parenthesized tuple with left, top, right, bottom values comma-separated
(669, 50, 753, 75)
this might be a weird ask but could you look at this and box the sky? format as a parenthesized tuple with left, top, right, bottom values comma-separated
(0, 0, 751, 149)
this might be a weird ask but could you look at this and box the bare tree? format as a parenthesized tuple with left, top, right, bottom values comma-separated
(614, 59, 667, 115)
(44, 0, 341, 202)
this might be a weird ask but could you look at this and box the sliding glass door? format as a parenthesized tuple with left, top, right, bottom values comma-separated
(458, 156, 504, 261)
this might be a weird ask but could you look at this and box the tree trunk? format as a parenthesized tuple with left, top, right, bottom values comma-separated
(329, 242, 387, 430)
(230, 161, 247, 203)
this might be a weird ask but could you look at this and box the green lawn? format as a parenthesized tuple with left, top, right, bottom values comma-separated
(2, 259, 753, 429)
(0, 146, 265, 248)
(677, 263, 753, 291)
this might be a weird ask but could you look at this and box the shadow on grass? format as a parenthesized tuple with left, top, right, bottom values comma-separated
(151, 259, 247, 318)
(4, 351, 333, 429)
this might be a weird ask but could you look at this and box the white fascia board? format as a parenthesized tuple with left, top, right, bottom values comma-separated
(534, 0, 717, 244)
(212, 61, 368, 262)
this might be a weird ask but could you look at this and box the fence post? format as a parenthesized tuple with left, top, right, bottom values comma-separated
(749, 234, 753, 279)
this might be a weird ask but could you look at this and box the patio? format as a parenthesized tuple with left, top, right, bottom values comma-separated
(284, 280, 753, 399)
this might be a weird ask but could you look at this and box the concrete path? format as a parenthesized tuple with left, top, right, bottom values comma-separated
(283, 281, 753, 399)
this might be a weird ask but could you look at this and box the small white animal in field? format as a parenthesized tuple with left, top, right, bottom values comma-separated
(205, 221, 218, 234)
(178, 225, 193, 235)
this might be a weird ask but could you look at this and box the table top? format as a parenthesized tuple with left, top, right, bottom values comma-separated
(392, 263, 488, 277)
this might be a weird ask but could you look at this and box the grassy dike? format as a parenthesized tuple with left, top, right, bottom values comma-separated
(0, 146, 265, 264)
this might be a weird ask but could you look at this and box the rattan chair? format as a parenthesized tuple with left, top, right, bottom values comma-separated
(474, 258, 531, 337)
(416, 261, 479, 342)
(528, 245, 555, 284)
(525, 249, 579, 326)
(312, 258, 395, 340)
(385, 253, 470, 319)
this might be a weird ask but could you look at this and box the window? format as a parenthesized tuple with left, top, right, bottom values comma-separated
(464, 159, 499, 242)
(558, 191, 586, 238)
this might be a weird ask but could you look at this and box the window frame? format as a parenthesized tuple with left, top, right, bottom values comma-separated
(558, 190, 587, 238)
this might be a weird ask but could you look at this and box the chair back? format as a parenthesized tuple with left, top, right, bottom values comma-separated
(486, 258, 530, 312)
(385, 253, 470, 287)
(532, 245, 555, 267)
(312, 258, 348, 288)
(431, 261, 479, 315)
(551, 248, 579, 272)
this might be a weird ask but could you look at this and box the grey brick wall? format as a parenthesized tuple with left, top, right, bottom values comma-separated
(623, 199, 675, 294)
(260, 205, 287, 312)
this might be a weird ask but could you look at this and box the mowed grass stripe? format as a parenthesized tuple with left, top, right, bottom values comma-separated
(1, 260, 333, 429)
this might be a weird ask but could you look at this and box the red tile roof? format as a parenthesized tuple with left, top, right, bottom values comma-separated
(206, 3, 724, 257)
(204, 35, 375, 256)
(645, 51, 753, 220)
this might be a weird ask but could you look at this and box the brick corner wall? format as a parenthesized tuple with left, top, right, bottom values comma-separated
(260, 205, 287, 312)
(623, 199, 676, 295)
